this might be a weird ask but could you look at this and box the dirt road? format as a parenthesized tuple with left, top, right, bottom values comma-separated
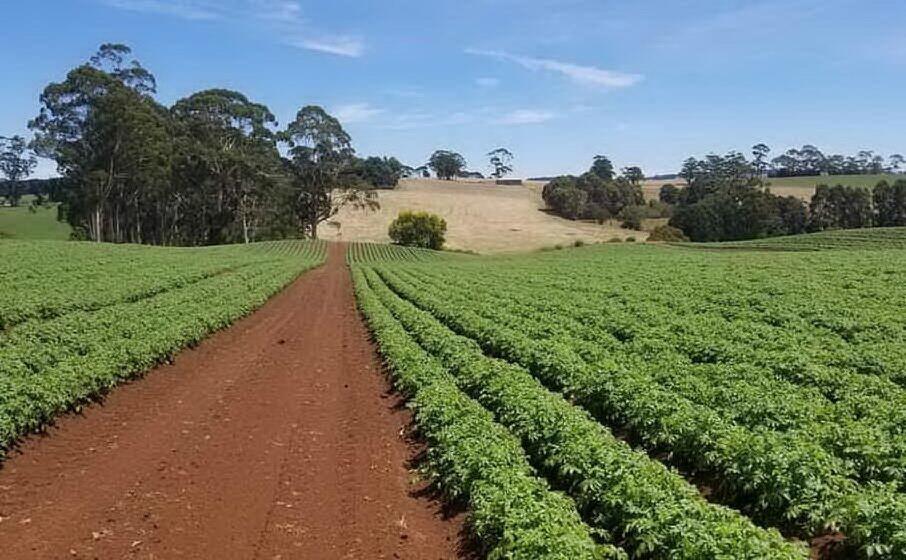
(0, 243, 465, 559)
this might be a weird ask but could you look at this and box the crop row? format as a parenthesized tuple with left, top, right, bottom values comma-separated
(0, 243, 323, 452)
(357, 266, 807, 559)
(0, 240, 326, 330)
(346, 242, 446, 264)
(369, 264, 906, 558)
(352, 267, 620, 560)
(396, 265, 906, 488)
(681, 226, 906, 251)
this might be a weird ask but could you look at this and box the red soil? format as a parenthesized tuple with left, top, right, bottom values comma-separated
(0, 243, 466, 559)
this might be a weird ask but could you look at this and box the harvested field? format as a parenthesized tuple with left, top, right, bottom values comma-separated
(321, 178, 645, 253)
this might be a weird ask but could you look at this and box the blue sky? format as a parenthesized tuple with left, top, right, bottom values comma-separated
(3, 0, 906, 178)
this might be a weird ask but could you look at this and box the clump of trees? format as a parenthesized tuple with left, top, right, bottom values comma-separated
(0, 135, 37, 206)
(388, 210, 447, 249)
(666, 149, 906, 241)
(542, 155, 646, 224)
(353, 156, 407, 189)
(667, 151, 808, 241)
(428, 150, 467, 180)
(25, 43, 403, 245)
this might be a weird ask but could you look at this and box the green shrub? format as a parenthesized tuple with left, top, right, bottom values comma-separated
(626, 236, 636, 242)
(607, 237, 622, 243)
(573, 239, 585, 247)
(388, 211, 447, 250)
(618, 205, 647, 230)
(647, 225, 689, 242)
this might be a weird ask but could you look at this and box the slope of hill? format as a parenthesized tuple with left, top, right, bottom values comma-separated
(321, 178, 645, 253)
(679, 226, 906, 251)
(0, 201, 71, 240)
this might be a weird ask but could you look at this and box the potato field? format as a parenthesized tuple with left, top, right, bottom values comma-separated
(349, 239, 906, 559)
(0, 239, 325, 452)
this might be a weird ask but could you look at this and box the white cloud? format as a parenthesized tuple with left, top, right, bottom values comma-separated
(476, 77, 500, 88)
(466, 49, 642, 89)
(100, 0, 364, 57)
(333, 103, 384, 124)
(100, 0, 222, 20)
(293, 37, 364, 58)
(495, 109, 556, 125)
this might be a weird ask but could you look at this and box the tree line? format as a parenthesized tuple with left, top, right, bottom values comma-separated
(733, 143, 901, 178)
(543, 148, 906, 242)
(14, 43, 415, 245)
(668, 151, 906, 241)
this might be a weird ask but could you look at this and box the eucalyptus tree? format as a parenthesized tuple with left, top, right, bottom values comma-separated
(170, 89, 281, 244)
(29, 44, 171, 242)
(487, 147, 514, 179)
(427, 150, 466, 180)
(280, 105, 378, 238)
(0, 135, 38, 206)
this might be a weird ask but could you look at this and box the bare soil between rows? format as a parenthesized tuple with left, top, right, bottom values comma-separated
(0, 243, 467, 559)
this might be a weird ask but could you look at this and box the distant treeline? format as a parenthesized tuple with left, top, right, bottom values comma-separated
(543, 149, 906, 242)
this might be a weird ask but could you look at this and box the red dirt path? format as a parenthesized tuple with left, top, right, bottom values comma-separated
(0, 243, 466, 559)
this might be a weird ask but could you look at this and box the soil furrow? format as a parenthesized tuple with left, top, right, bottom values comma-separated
(0, 242, 464, 559)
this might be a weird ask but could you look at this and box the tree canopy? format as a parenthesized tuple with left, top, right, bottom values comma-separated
(0, 135, 38, 206)
(428, 150, 467, 180)
(487, 148, 514, 179)
(23, 44, 395, 245)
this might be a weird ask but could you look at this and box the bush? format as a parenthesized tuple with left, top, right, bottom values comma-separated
(388, 211, 447, 250)
(607, 237, 623, 243)
(647, 225, 689, 242)
(573, 239, 585, 247)
(618, 205, 647, 230)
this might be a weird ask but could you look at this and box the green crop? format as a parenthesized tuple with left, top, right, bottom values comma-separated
(351, 240, 906, 558)
(0, 239, 325, 451)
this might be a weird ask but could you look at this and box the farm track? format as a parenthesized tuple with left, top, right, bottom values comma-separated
(0, 243, 465, 559)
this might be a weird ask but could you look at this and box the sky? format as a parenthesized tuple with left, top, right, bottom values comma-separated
(2, 0, 906, 179)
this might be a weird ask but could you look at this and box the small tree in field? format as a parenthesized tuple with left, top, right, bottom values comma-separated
(487, 147, 514, 179)
(0, 135, 38, 207)
(388, 210, 446, 249)
(428, 150, 466, 180)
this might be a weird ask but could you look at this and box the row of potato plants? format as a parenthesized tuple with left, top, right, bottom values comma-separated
(398, 248, 906, 446)
(346, 242, 445, 265)
(0, 243, 323, 452)
(397, 265, 906, 489)
(683, 226, 906, 251)
(351, 267, 621, 560)
(371, 264, 906, 558)
(0, 240, 326, 330)
(360, 266, 807, 559)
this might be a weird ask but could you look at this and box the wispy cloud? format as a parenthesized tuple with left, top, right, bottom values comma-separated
(294, 37, 364, 57)
(466, 49, 642, 89)
(101, 0, 222, 20)
(100, 0, 364, 57)
(476, 77, 500, 88)
(333, 102, 384, 124)
(495, 109, 556, 125)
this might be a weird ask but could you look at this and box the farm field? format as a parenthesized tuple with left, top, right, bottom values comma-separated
(0, 241, 471, 559)
(681, 226, 906, 251)
(349, 240, 906, 559)
(0, 239, 325, 450)
(0, 201, 71, 240)
(322, 178, 646, 253)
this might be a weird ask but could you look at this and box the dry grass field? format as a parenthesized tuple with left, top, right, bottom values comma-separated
(320, 179, 645, 253)
(642, 174, 901, 202)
